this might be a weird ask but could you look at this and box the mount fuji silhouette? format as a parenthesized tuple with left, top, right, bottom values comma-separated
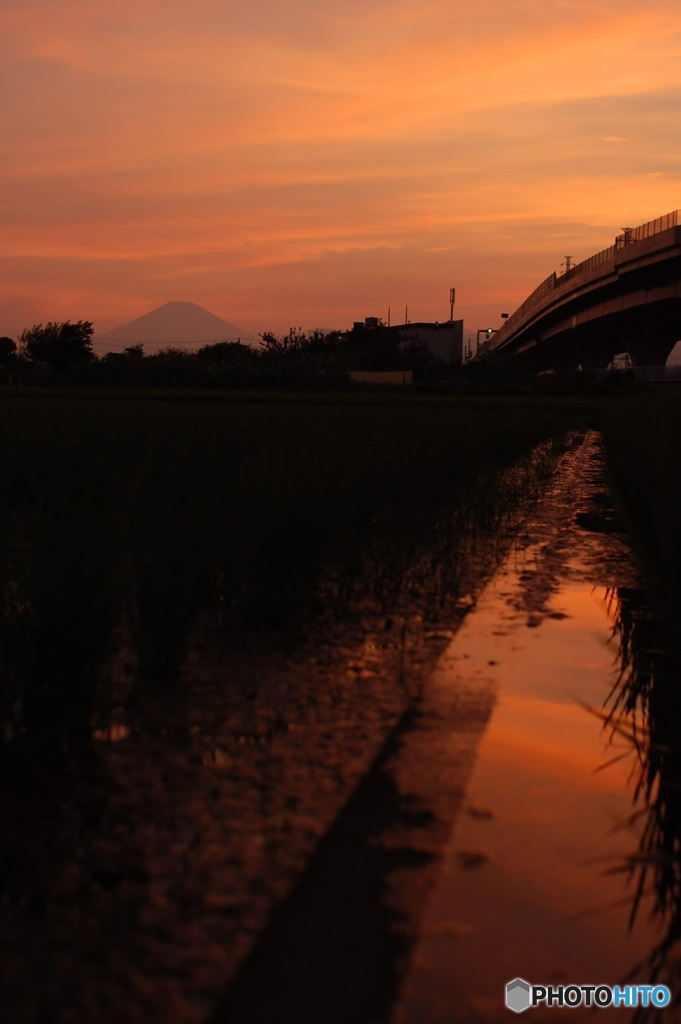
(98, 302, 255, 349)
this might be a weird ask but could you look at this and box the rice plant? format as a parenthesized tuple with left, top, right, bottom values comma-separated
(0, 391, 582, 758)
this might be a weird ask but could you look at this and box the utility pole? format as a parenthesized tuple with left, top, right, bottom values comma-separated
(562, 256, 573, 274)
(476, 327, 496, 356)
(449, 287, 456, 321)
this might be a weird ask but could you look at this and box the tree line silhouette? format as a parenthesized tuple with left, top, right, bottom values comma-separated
(0, 320, 441, 388)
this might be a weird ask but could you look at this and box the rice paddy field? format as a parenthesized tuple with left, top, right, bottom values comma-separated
(0, 389, 588, 756)
(2, 385, 680, 762)
(1, 386, 680, 1023)
(599, 392, 681, 616)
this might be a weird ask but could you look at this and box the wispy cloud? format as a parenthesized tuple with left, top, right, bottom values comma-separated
(1, 0, 680, 334)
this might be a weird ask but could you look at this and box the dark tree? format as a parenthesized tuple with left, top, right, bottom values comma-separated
(20, 320, 95, 370)
(0, 336, 17, 363)
(343, 319, 402, 369)
(259, 328, 307, 357)
(258, 328, 343, 360)
(197, 341, 258, 368)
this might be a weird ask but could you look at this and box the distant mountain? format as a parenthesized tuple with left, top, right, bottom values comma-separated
(98, 302, 255, 349)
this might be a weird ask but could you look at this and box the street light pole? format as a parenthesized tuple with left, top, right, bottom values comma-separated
(476, 328, 497, 356)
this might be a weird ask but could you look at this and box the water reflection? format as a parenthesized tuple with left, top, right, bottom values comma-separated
(92, 723, 131, 744)
(599, 587, 681, 1018)
(397, 571, 677, 1023)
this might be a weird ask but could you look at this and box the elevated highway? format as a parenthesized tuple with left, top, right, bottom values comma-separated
(490, 211, 681, 369)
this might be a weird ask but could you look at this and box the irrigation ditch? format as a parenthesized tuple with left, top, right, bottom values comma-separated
(207, 431, 681, 1024)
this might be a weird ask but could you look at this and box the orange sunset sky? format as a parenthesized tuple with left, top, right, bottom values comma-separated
(2, 0, 680, 346)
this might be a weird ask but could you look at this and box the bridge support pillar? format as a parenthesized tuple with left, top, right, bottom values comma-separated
(552, 332, 580, 372)
(623, 322, 679, 368)
(573, 324, 621, 370)
(576, 347, 612, 371)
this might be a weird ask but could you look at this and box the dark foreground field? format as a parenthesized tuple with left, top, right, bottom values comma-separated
(1, 389, 680, 1023)
(0, 390, 585, 753)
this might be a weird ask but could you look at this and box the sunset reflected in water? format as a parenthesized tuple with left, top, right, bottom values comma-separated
(400, 572, 665, 1024)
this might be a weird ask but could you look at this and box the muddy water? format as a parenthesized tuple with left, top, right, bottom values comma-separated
(395, 432, 676, 1022)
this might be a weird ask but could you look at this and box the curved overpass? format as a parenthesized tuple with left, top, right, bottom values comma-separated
(490, 211, 681, 369)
